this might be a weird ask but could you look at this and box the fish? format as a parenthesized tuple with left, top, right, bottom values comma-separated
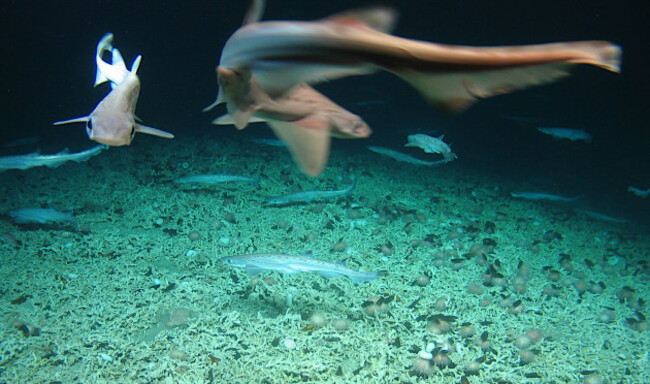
(510, 192, 582, 202)
(404, 134, 457, 161)
(367, 146, 451, 166)
(628, 186, 649, 198)
(265, 180, 356, 205)
(536, 127, 592, 142)
(174, 174, 259, 185)
(251, 138, 287, 147)
(207, 1, 619, 176)
(574, 209, 629, 223)
(212, 68, 371, 176)
(220, 253, 386, 284)
(209, 3, 621, 115)
(54, 33, 174, 146)
(0, 145, 107, 172)
(7, 207, 78, 228)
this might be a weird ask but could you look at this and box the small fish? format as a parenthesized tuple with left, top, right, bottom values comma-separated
(7, 207, 78, 228)
(174, 174, 259, 185)
(265, 181, 356, 205)
(628, 186, 649, 198)
(510, 192, 582, 202)
(0, 145, 106, 172)
(54, 33, 173, 146)
(574, 209, 629, 223)
(368, 146, 451, 166)
(536, 127, 593, 142)
(251, 138, 287, 147)
(404, 134, 457, 161)
(220, 252, 386, 284)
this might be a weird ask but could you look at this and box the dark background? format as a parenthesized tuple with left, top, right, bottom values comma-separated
(1, 1, 648, 221)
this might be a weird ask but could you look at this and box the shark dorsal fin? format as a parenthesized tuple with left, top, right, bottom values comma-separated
(323, 6, 398, 34)
(243, 0, 266, 25)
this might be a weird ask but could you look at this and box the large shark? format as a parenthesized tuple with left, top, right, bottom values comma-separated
(54, 33, 174, 146)
(208, 1, 620, 176)
(213, 67, 371, 176)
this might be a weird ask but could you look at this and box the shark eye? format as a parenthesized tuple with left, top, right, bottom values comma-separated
(86, 119, 93, 132)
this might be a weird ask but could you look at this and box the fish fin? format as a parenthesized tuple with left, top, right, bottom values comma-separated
(94, 34, 132, 87)
(243, 0, 265, 25)
(394, 41, 621, 113)
(53, 116, 90, 125)
(245, 265, 265, 276)
(318, 271, 344, 279)
(135, 124, 175, 139)
(212, 114, 267, 125)
(323, 6, 398, 34)
(266, 117, 331, 177)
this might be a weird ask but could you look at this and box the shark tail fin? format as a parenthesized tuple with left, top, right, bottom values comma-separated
(394, 41, 621, 113)
(94, 33, 133, 88)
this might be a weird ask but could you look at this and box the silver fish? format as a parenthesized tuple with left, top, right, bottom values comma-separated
(265, 180, 356, 205)
(0, 145, 106, 172)
(7, 207, 78, 228)
(510, 192, 582, 202)
(174, 174, 259, 185)
(220, 253, 386, 284)
(367, 146, 451, 166)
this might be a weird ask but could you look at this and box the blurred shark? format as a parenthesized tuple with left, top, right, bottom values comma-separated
(54, 33, 173, 146)
(209, 2, 621, 114)
(536, 127, 593, 142)
(207, 0, 620, 176)
(212, 68, 371, 176)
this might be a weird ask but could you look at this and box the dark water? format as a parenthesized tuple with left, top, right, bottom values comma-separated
(1, 0, 648, 223)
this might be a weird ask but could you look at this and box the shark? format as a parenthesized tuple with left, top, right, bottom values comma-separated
(212, 67, 371, 176)
(0, 145, 107, 172)
(54, 33, 174, 146)
(207, 0, 620, 176)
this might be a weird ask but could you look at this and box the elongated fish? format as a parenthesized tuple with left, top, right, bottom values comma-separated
(54, 33, 173, 146)
(0, 145, 106, 172)
(536, 127, 593, 142)
(510, 192, 582, 202)
(174, 174, 259, 184)
(7, 207, 78, 228)
(265, 180, 356, 205)
(220, 253, 386, 284)
(210, 2, 621, 114)
(368, 146, 451, 166)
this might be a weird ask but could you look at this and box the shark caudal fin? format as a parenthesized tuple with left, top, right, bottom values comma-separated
(394, 41, 622, 113)
(94, 33, 139, 88)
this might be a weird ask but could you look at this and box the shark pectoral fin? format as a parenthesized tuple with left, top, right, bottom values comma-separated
(212, 114, 267, 125)
(266, 117, 331, 177)
(135, 124, 175, 139)
(395, 63, 574, 113)
(53, 116, 90, 126)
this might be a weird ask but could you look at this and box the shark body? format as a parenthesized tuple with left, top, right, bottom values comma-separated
(208, 1, 620, 177)
(54, 33, 173, 146)
(265, 180, 356, 205)
(0, 145, 106, 172)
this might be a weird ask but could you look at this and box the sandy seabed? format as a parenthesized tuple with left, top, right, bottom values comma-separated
(1, 131, 648, 384)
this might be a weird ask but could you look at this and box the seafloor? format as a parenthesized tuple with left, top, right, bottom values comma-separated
(0, 130, 648, 384)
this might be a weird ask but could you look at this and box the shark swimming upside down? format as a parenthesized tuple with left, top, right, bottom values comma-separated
(54, 33, 174, 146)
